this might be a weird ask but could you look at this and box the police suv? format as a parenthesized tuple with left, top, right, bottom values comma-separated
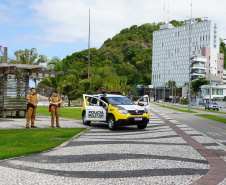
(81, 93, 150, 130)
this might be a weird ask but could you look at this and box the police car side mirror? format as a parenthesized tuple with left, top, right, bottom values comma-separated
(138, 103, 144, 106)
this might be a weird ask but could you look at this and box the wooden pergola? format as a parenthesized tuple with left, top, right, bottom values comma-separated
(0, 48, 65, 118)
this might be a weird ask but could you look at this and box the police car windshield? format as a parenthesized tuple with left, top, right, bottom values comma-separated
(106, 96, 135, 105)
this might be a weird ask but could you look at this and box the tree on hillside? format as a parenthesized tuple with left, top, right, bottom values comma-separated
(166, 80, 176, 88)
(39, 57, 65, 96)
(10, 48, 47, 65)
(169, 20, 185, 27)
(192, 77, 209, 93)
(9, 48, 48, 88)
(220, 39, 226, 68)
(62, 69, 80, 106)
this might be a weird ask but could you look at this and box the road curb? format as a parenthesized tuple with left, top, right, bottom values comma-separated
(174, 118, 226, 151)
(150, 109, 226, 185)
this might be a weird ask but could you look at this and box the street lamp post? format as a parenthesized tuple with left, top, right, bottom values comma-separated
(172, 77, 173, 107)
(188, 19, 192, 111)
(164, 58, 166, 106)
(209, 67, 213, 102)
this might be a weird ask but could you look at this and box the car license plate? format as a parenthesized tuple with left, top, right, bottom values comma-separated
(134, 117, 142, 121)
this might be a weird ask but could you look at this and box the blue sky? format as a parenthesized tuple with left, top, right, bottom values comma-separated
(1, 0, 226, 61)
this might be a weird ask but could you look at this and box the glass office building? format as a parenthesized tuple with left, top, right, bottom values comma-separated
(152, 20, 223, 87)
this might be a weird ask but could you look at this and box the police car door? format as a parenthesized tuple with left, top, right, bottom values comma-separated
(137, 95, 150, 112)
(83, 95, 108, 122)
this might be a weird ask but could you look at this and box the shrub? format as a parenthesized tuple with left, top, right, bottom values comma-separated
(181, 98, 188, 105)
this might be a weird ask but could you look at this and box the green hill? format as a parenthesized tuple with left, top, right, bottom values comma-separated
(60, 20, 226, 95)
(63, 22, 163, 88)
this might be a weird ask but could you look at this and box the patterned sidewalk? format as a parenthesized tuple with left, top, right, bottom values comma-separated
(0, 108, 225, 184)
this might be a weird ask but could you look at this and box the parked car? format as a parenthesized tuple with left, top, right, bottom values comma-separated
(205, 102, 219, 111)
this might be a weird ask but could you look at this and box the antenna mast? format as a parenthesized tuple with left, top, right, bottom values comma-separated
(167, 2, 169, 23)
(88, 9, 90, 78)
(190, 0, 192, 19)
(163, 1, 166, 23)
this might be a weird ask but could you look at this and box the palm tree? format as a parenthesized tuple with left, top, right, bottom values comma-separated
(62, 69, 80, 106)
(190, 88, 198, 104)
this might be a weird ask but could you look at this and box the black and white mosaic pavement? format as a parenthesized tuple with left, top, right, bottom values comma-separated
(0, 109, 225, 184)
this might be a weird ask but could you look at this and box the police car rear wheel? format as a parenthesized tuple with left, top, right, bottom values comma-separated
(82, 113, 91, 125)
(137, 124, 147, 129)
(108, 116, 116, 130)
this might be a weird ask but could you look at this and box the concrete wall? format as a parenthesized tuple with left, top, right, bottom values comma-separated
(215, 101, 226, 108)
(202, 47, 211, 74)
(217, 53, 224, 80)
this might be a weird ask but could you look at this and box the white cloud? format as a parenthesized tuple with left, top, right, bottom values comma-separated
(28, 0, 167, 47)
(2, 0, 226, 51)
(28, 0, 226, 48)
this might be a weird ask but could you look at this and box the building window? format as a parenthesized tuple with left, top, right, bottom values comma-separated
(218, 71, 220, 74)
(209, 56, 210, 60)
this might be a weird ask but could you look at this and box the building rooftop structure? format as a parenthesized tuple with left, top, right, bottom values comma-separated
(203, 73, 223, 84)
(0, 48, 65, 118)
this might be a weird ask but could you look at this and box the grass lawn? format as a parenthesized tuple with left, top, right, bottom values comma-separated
(152, 103, 197, 113)
(36, 106, 82, 120)
(196, 114, 226, 123)
(0, 128, 85, 160)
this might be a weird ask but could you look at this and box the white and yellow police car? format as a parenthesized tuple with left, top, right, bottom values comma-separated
(81, 93, 150, 130)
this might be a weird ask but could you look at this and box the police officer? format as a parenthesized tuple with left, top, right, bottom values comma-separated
(49, 90, 62, 128)
(26, 88, 38, 129)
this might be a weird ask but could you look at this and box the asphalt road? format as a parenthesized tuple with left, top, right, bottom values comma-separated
(152, 104, 226, 147)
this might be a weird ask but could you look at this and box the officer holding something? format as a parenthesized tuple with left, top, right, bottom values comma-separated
(49, 90, 62, 128)
(26, 88, 38, 129)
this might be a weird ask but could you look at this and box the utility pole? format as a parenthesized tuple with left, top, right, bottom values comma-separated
(209, 67, 213, 102)
(155, 86, 156, 102)
(188, 19, 192, 111)
(163, 59, 165, 106)
(25, 49, 29, 64)
(88, 9, 91, 78)
(4, 47, 8, 63)
(172, 79, 173, 107)
(175, 82, 176, 104)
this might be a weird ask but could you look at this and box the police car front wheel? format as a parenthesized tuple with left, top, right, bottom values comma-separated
(108, 116, 117, 130)
(137, 124, 147, 129)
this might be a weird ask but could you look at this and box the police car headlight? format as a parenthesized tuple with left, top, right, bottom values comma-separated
(118, 109, 128, 114)
(144, 108, 148, 114)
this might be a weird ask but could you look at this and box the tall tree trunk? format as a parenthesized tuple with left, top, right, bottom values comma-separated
(68, 95, 70, 106)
